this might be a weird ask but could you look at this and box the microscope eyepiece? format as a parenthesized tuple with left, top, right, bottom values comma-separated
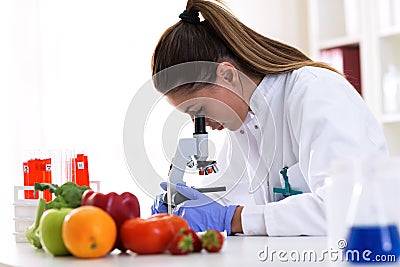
(194, 115, 207, 134)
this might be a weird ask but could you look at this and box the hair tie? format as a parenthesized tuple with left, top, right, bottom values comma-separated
(179, 9, 200, 24)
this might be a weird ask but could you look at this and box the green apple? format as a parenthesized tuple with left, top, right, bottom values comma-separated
(39, 208, 72, 256)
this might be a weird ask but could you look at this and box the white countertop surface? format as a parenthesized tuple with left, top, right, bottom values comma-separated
(0, 235, 380, 267)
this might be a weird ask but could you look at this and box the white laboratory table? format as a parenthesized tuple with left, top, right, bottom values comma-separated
(1, 235, 388, 267)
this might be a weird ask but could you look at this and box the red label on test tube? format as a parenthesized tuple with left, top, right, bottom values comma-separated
(83, 155, 89, 186)
(75, 154, 89, 186)
(23, 162, 29, 199)
(27, 159, 40, 199)
(43, 158, 52, 202)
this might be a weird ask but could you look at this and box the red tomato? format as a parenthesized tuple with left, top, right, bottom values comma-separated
(120, 215, 175, 254)
(151, 214, 189, 234)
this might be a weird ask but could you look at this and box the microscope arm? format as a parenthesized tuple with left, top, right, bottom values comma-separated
(166, 138, 197, 214)
(168, 138, 197, 186)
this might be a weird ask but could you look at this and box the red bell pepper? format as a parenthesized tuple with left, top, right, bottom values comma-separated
(80, 190, 140, 252)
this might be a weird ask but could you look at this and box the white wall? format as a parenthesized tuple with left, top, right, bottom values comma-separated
(228, 0, 309, 55)
(1, 0, 309, 241)
(0, 0, 18, 244)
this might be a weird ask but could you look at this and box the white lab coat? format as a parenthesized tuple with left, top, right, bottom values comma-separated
(204, 66, 388, 236)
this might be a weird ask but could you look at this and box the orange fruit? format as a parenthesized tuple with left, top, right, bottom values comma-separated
(62, 206, 117, 258)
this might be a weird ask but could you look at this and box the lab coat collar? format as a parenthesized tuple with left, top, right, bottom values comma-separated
(234, 74, 283, 132)
(249, 74, 284, 115)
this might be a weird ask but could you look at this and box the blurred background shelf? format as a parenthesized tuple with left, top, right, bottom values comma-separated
(308, 0, 400, 156)
(382, 113, 400, 124)
(318, 36, 360, 50)
(379, 25, 400, 38)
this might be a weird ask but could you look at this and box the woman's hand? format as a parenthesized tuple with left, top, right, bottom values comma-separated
(172, 183, 239, 235)
(150, 182, 168, 214)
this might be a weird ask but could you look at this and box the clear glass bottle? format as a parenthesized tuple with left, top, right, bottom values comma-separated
(345, 156, 400, 264)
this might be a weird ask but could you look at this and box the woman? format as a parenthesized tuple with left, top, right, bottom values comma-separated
(150, 0, 387, 236)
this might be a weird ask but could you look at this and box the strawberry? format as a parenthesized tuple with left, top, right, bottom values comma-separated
(201, 229, 224, 253)
(168, 230, 194, 255)
(186, 229, 202, 252)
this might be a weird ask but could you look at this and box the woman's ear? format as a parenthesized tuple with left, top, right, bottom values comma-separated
(216, 62, 239, 86)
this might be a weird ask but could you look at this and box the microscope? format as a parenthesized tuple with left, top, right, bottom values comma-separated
(164, 115, 226, 213)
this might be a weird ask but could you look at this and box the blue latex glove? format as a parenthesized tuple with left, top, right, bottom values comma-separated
(173, 183, 238, 235)
(150, 182, 168, 215)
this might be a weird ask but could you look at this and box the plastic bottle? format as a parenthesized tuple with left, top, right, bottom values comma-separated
(345, 156, 400, 264)
(382, 64, 400, 114)
(325, 159, 359, 249)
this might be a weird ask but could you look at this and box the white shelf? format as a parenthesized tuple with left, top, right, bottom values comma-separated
(318, 35, 360, 50)
(382, 113, 400, 124)
(308, 0, 400, 155)
(379, 25, 400, 38)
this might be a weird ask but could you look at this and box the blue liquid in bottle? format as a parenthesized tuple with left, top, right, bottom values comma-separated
(343, 156, 400, 264)
(345, 225, 400, 264)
